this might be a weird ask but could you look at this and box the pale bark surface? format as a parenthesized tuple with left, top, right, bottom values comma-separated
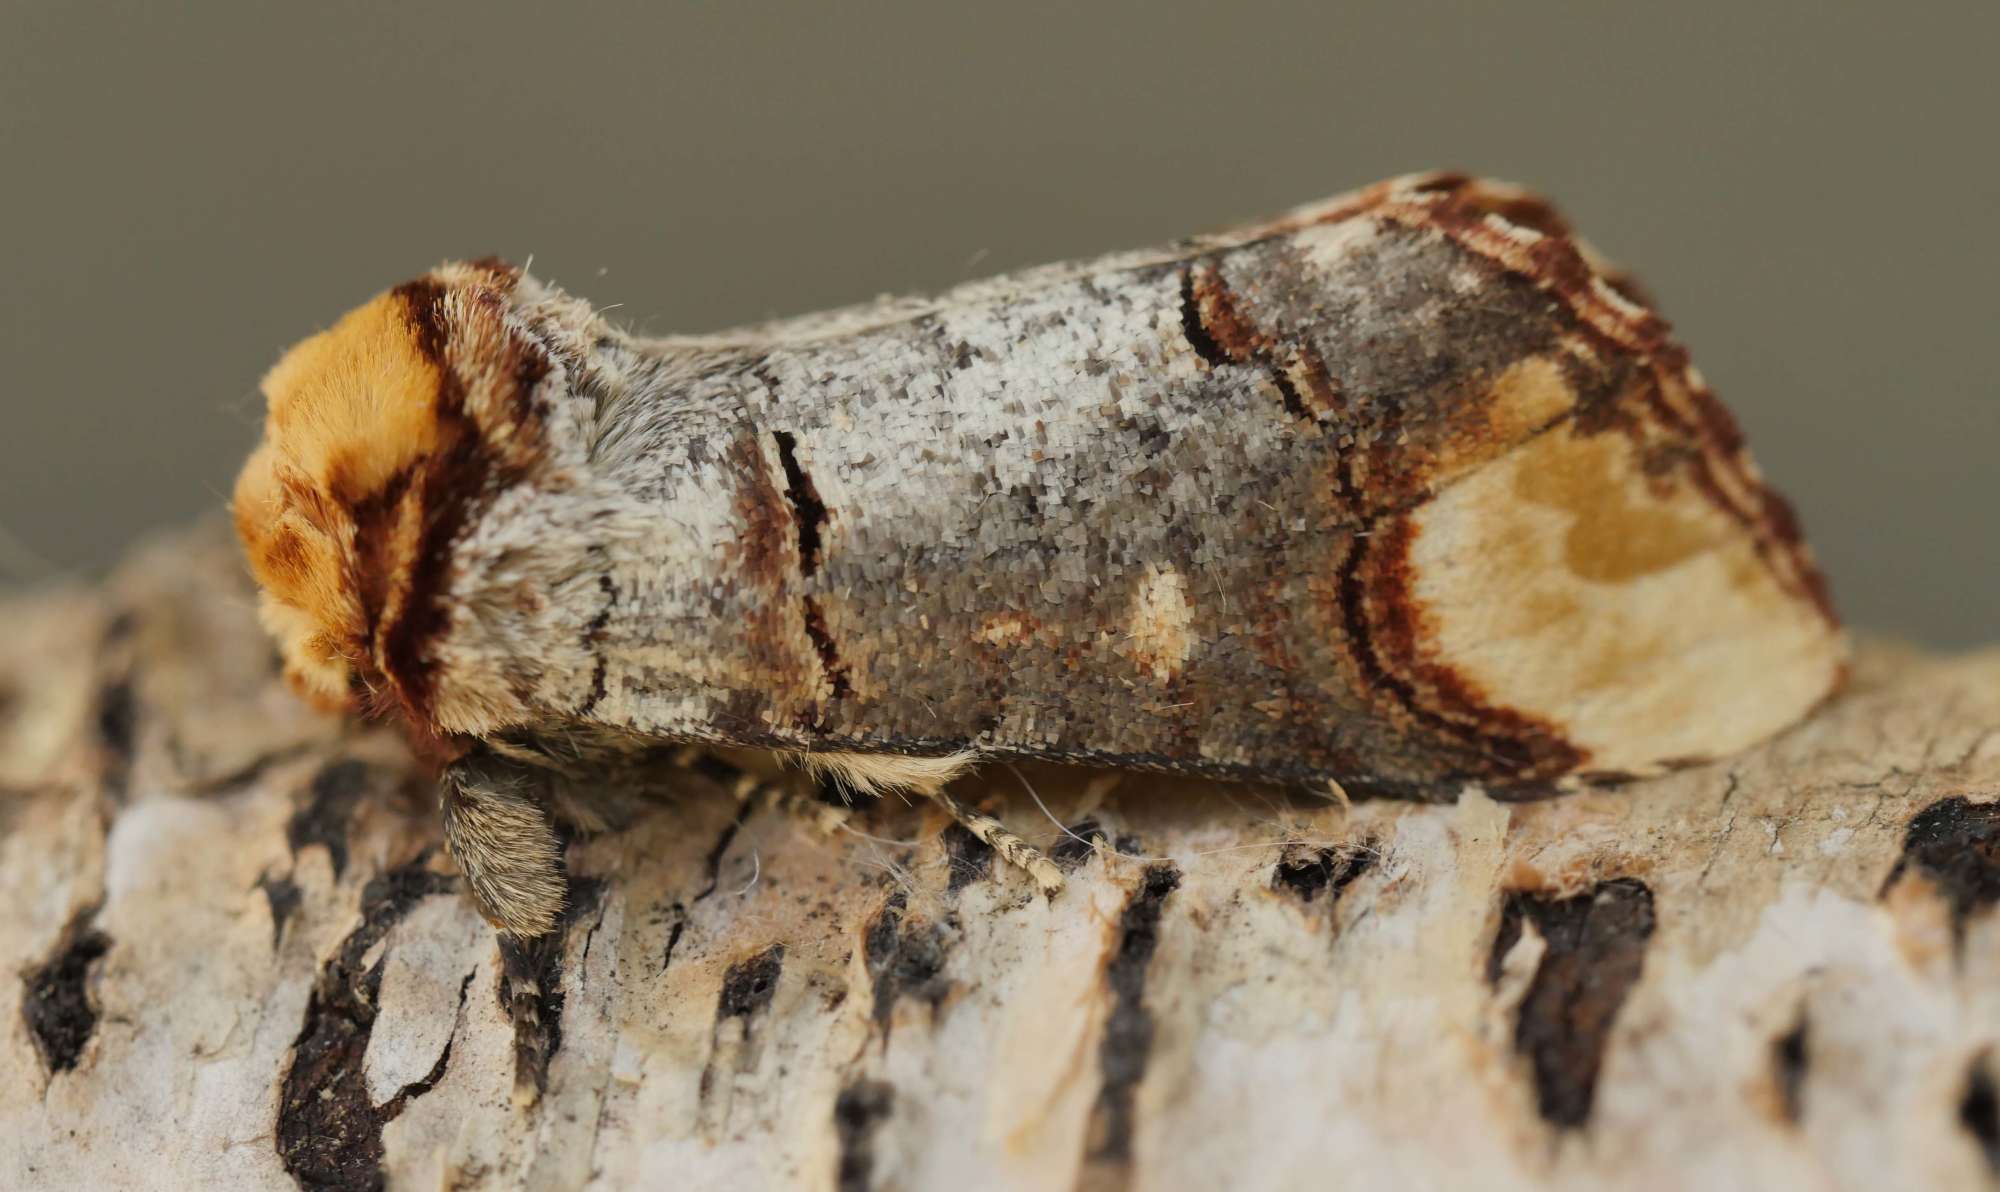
(4, 520, 2000, 1191)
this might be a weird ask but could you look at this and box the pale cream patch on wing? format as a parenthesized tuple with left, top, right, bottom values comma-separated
(1294, 216, 1384, 271)
(1405, 422, 1844, 774)
(1426, 354, 1580, 493)
(1124, 564, 1195, 683)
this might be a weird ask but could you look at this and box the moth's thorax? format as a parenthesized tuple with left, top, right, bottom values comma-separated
(231, 258, 582, 734)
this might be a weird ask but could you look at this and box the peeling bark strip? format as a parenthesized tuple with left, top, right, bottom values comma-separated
(1884, 797, 2000, 948)
(230, 172, 1845, 936)
(1087, 864, 1183, 1169)
(1492, 877, 1656, 1128)
(277, 860, 456, 1190)
(22, 904, 109, 1074)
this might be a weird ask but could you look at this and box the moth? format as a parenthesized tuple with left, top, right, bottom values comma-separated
(233, 172, 1845, 937)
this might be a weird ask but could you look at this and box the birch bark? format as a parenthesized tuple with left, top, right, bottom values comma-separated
(4, 521, 1997, 1191)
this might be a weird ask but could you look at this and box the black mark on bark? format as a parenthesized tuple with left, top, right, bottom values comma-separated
(865, 891, 951, 1031)
(1490, 877, 1655, 1129)
(1773, 1014, 1808, 1124)
(1964, 1051, 2000, 1175)
(95, 678, 136, 798)
(717, 943, 787, 1022)
(834, 1079, 896, 1192)
(815, 770, 879, 809)
(1884, 797, 2000, 951)
(1088, 864, 1182, 1165)
(699, 943, 788, 1102)
(276, 859, 455, 1191)
(943, 823, 993, 892)
(22, 903, 110, 1074)
(288, 759, 372, 878)
(258, 871, 303, 948)
(1272, 842, 1375, 903)
(1051, 819, 1107, 870)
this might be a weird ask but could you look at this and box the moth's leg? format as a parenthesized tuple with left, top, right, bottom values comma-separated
(482, 733, 638, 836)
(496, 929, 561, 1108)
(786, 750, 1065, 894)
(672, 748, 850, 837)
(439, 747, 568, 938)
(927, 785, 1065, 896)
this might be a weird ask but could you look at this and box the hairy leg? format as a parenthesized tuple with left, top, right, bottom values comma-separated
(438, 748, 568, 938)
(794, 751, 1065, 895)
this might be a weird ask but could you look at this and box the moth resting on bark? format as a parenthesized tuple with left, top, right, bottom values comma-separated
(232, 172, 1845, 937)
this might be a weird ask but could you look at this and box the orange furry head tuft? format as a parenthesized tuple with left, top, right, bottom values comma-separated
(232, 259, 547, 729)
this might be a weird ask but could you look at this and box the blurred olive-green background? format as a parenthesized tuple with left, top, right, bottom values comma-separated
(3, 2, 1993, 643)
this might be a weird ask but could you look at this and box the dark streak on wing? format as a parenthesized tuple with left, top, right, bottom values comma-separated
(772, 429, 852, 720)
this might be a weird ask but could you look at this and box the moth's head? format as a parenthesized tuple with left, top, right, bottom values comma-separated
(233, 259, 548, 730)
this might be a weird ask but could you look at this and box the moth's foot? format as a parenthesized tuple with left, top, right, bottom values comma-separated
(440, 750, 567, 938)
(672, 749, 852, 838)
(928, 786, 1066, 896)
(496, 931, 560, 1107)
(763, 781, 852, 838)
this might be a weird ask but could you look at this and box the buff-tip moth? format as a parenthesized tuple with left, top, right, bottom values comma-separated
(232, 172, 1845, 939)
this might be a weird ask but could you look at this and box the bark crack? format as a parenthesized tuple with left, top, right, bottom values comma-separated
(660, 786, 757, 974)
(286, 759, 372, 879)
